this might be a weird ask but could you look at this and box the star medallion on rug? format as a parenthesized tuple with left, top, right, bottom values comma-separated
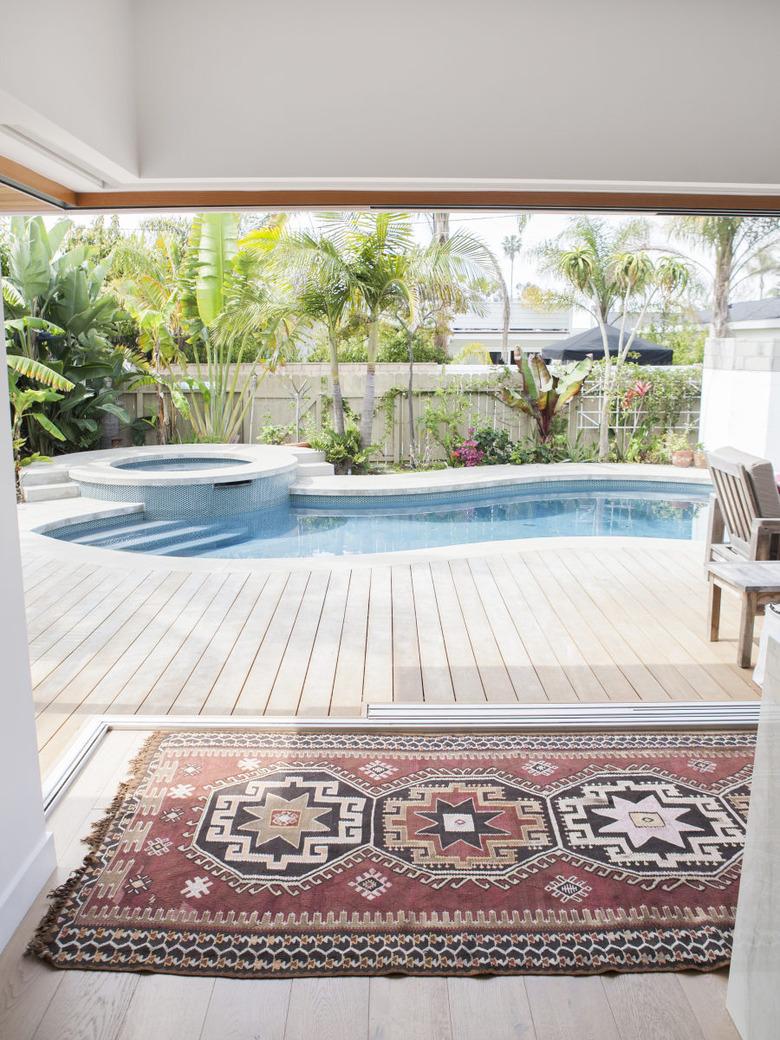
(29, 729, 754, 978)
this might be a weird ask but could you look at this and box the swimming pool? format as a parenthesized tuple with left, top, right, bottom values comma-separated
(45, 479, 710, 559)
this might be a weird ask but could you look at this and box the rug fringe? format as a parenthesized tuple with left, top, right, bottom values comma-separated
(27, 731, 165, 963)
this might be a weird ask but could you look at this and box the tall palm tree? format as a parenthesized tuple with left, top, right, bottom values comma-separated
(392, 231, 491, 462)
(502, 234, 522, 299)
(671, 216, 780, 336)
(545, 217, 688, 459)
(431, 212, 451, 355)
(267, 228, 356, 436)
(342, 213, 417, 446)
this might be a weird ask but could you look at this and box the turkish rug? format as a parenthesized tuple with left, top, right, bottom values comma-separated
(30, 729, 754, 978)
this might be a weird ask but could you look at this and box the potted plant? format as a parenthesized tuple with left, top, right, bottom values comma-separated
(663, 430, 694, 467)
(694, 442, 708, 468)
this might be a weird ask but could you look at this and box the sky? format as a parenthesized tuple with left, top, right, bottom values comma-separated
(42, 208, 725, 305)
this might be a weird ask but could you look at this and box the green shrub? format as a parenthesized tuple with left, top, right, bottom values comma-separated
(257, 422, 294, 445)
(309, 424, 378, 474)
(472, 426, 513, 464)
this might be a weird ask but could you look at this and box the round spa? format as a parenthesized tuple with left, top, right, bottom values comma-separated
(67, 447, 298, 520)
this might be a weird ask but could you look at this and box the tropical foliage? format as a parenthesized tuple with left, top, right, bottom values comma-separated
(500, 353, 593, 443)
(2, 216, 139, 460)
(541, 218, 690, 459)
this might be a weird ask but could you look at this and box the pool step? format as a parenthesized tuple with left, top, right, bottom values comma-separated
(20, 465, 71, 487)
(62, 517, 250, 556)
(66, 518, 183, 546)
(24, 481, 81, 502)
(79, 522, 217, 553)
(296, 461, 335, 478)
(151, 528, 250, 557)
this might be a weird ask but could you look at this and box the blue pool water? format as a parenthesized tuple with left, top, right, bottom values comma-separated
(47, 480, 710, 559)
(113, 456, 250, 472)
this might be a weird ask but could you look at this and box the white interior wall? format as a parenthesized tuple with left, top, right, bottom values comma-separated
(0, 289, 55, 953)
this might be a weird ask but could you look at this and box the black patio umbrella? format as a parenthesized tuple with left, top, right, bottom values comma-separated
(541, 324, 673, 365)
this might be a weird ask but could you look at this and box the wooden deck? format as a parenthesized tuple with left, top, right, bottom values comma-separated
(6, 538, 754, 1040)
(0, 730, 743, 1040)
(22, 536, 759, 778)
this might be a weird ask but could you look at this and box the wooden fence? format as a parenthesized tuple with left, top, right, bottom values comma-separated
(118, 362, 702, 462)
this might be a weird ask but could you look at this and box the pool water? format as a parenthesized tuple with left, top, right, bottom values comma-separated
(48, 481, 710, 559)
(113, 456, 250, 472)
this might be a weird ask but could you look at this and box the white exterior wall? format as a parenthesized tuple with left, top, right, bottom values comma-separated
(0, 289, 55, 953)
(699, 338, 780, 462)
(448, 331, 568, 358)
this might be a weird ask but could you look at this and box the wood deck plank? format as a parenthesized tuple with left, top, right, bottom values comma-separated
(330, 568, 371, 716)
(428, 560, 486, 704)
(27, 537, 759, 768)
(297, 569, 351, 716)
(448, 559, 518, 703)
(410, 563, 455, 704)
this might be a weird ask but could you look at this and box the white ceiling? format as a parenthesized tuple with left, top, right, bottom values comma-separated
(1, 0, 779, 196)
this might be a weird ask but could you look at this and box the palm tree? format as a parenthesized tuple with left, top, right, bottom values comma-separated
(340, 213, 417, 446)
(431, 212, 451, 355)
(391, 231, 493, 462)
(671, 217, 780, 336)
(267, 228, 356, 436)
(502, 234, 522, 299)
(545, 218, 688, 459)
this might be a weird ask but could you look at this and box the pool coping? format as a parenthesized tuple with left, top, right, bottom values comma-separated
(18, 462, 712, 571)
(67, 444, 299, 487)
(290, 461, 712, 497)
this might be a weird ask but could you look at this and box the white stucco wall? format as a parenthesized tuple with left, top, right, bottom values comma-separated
(0, 289, 55, 953)
(699, 338, 780, 463)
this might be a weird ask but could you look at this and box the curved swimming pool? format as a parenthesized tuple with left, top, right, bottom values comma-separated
(43, 479, 710, 559)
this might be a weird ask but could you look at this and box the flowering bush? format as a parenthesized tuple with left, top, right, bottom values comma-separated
(623, 379, 652, 409)
(451, 429, 485, 467)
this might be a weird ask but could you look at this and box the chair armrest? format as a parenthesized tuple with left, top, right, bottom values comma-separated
(750, 516, 780, 560)
(751, 517, 780, 533)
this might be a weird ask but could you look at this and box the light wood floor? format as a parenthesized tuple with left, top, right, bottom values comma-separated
(0, 731, 743, 1040)
(23, 538, 759, 778)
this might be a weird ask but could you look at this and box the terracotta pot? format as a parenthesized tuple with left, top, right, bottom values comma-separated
(672, 449, 694, 468)
(694, 450, 708, 468)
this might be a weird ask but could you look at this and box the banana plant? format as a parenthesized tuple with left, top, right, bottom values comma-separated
(500, 352, 592, 443)
(7, 353, 74, 495)
(3, 216, 132, 454)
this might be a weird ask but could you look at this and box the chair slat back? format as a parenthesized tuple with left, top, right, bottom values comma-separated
(708, 456, 760, 557)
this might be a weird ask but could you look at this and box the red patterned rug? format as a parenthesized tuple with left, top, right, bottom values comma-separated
(31, 729, 754, 978)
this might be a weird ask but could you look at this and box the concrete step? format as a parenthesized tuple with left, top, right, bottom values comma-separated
(296, 461, 335, 477)
(24, 482, 81, 503)
(20, 467, 71, 488)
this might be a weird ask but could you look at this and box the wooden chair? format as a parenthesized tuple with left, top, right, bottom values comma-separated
(706, 447, 780, 663)
(706, 447, 780, 563)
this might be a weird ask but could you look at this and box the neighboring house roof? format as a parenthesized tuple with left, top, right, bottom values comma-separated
(541, 324, 673, 365)
(698, 299, 780, 324)
(451, 302, 570, 335)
